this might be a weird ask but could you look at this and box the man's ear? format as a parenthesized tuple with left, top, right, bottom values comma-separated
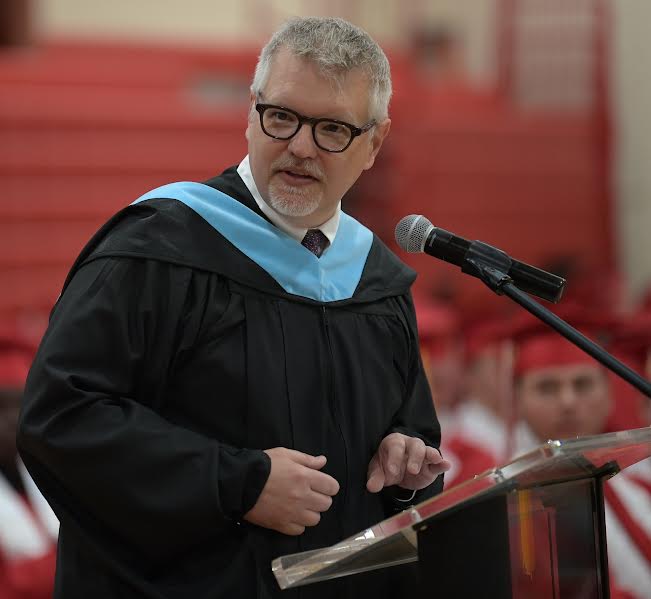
(245, 91, 257, 141)
(363, 118, 391, 171)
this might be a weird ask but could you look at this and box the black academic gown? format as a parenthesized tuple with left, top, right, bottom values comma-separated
(17, 167, 443, 599)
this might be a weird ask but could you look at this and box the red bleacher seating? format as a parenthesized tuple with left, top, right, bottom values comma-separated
(1, 41, 255, 321)
(1, 32, 612, 324)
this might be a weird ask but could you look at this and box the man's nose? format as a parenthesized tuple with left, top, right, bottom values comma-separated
(558, 384, 579, 409)
(287, 123, 318, 159)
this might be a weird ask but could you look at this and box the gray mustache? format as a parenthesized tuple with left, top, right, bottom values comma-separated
(274, 161, 324, 180)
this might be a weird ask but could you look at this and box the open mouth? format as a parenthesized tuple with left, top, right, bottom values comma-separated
(279, 169, 319, 183)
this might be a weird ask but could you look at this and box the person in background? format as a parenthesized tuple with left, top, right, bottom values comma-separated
(18, 17, 449, 599)
(415, 298, 496, 487)
(414, 296, 463, 428)
(512, 321, 651, 599)
(608, 307, 651, 497)
(453, 316, 515, 466)
(609, 308, 651, 428)
(0, 333, 58, 599)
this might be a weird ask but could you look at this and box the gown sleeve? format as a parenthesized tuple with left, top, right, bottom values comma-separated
(17, 257, 270, 562)
(383, 292, 445, 508)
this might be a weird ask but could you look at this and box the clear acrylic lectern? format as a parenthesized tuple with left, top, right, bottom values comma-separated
(273, 427, 651, 598)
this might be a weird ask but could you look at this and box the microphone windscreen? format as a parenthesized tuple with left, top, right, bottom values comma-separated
(395, 214, 433, 253)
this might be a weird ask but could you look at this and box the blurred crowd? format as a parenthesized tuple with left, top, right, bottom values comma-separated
(416, 284, 651, 598)
(0, 328, 57, 599)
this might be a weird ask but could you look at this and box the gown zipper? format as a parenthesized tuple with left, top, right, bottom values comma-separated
(321, 305, 349, 519)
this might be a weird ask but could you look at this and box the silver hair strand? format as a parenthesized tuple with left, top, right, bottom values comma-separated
(251, 17, 392, 121)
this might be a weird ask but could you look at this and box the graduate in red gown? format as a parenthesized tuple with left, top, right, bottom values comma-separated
(415, 299, 497, 488)
(511, 317, 651, 599)
(0, 334, 57, 599)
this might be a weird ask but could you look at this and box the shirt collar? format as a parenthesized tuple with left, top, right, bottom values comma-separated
(237, 155, 340, 248)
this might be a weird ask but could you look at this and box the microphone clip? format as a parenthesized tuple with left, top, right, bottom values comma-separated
(466, 260, 514, 296)
(462, 241, 514, 296)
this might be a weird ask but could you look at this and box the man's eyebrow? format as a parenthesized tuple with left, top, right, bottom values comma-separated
(534, 377, 559, 387)
(260, 96, 359, 124)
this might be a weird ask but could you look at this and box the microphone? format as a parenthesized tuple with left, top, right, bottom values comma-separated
(395, 215, 566, 303)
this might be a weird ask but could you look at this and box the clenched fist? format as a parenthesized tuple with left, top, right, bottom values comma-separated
(244, 447, 340, 536)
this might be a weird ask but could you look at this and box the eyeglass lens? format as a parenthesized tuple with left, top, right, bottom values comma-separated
(261, 107, 352, 151)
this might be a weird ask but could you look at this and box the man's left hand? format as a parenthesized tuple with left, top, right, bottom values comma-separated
(366, 433, 451, 493)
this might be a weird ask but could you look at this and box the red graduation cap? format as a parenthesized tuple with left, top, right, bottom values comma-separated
(509, 304, 648, 431)
(510, 302, 617, 378)
(414, 296, 461, 358)
(604, 309, 651, 431)
(463, 315, 513, 365)
(608, 310, 651, 374)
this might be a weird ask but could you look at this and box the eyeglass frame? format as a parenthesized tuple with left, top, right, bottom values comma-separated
(254, 102, 376, 153)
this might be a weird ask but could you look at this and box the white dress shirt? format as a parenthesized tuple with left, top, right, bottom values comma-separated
(237, 155, 340, 254)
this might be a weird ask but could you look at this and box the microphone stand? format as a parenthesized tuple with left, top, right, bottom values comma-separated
(464, 255, 651, 400)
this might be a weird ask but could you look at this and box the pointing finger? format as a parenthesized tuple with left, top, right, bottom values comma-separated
(424, 447, 450, 470)
(426, 460, 452, 478)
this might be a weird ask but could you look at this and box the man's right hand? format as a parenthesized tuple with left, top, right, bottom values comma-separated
(243, 448, 339, 536)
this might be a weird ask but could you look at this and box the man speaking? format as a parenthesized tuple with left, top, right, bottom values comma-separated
(18, 16, 448, 598)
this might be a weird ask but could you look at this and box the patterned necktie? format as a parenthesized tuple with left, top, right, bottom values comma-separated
(301, 229, 329, 258)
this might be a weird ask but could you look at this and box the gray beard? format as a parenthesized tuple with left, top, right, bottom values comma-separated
(267, 185, 320, 218)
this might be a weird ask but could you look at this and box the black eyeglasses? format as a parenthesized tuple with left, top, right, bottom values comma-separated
(255, 103, 376, 153)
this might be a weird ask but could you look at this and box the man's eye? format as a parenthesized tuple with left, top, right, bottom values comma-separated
(321, 122, 345, 134)
(535, 380, 560, 396)
(573, 376, 597, 394)
(271, 111, 292, 121)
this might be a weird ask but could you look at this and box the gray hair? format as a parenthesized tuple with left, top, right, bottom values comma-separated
(251, 17, 392, 121)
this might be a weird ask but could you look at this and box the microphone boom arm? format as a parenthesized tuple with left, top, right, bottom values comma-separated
(473, 260, 651, 400)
